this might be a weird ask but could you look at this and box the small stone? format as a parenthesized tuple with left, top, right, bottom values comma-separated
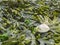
(36, 24, 50, 33)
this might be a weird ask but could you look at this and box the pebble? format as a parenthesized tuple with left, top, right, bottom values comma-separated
(36, 24, 50, 33)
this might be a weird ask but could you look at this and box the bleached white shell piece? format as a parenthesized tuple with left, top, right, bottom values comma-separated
(36, 24, 50, 33)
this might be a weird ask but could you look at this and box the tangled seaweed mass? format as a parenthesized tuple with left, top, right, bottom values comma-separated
(0, 0, 60, 45)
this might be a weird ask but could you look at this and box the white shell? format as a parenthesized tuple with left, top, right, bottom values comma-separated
(36, 24, 50, 33)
